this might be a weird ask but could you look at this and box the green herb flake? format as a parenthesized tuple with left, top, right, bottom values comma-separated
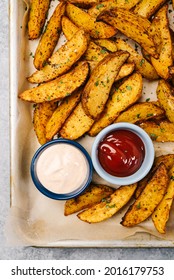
(136, 202, 141, 209)
(100, 49, 107, 54)
(170, 176, 174, 181)
(96, 4, 105, 10)
(146, 98, 150, 102)
(106, 204, 116, 209)
(126, 85, 132, 91)
(95, 81, 99, 86)
(150, 133, 158, 140)
(140, 59, 145, 66)
(146, 113, 154, 117)
(136, 113, 141, 118)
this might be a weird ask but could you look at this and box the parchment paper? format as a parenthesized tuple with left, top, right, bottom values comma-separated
(6, 0, 174, 246)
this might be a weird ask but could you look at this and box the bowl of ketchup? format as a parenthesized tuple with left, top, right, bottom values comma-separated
(91, 123, 155, 186)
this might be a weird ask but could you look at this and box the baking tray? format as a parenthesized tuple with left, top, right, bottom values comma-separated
(8, 0, 174, 247)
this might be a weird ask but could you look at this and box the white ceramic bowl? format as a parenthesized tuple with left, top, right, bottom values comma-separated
(91, 123, 155, 186)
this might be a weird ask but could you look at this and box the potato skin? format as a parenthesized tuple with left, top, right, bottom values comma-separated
(121, 163, 168, 227)
(34, 2, 66, 70)
(28, 0, 51, 40)
(133, 0, 167, 19)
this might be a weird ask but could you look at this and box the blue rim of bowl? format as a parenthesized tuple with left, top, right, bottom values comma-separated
(91, 123, 155, 185)
(30, 139, 93, 200)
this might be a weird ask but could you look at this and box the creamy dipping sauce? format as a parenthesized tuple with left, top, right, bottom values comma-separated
(36, 143, 89, 194)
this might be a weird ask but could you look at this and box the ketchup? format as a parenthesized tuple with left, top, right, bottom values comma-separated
(98, 129, 145, 177)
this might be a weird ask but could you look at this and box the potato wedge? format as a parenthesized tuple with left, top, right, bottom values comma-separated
(77, 184, 137, 223)
(28, 29, 88, 83)
(64, 0, 99, 8)
(139, 120, 174, 142)
(151, 5, 173, 80)
(46, 90, 82, 140)
(115, 102, 165, 124)
(135, 154, 174, 199)
(60, 102, 94, 140)
(66, 3, 116, 39)
(93, 39, 117, 52)
(33, 2, 66, 70)
(156, 79, 174, 124)
(115, 63, 135, 81)
(61, 16, 79, 40)
(33, 101, 57, 145)
(116, 38, 159, 80)
(133, 0, 167, 19)
(82, 51, 129, 119)
(88, 0, 141, 18)
(152, 165, 174, 234)
(64, 183, 114, 216)
(100, 12, 157, 58)
(89, 73, 142, 136)
(19, 61, 89, 103)
(28, 0, 51, 40)
(121, 163, 168, 227)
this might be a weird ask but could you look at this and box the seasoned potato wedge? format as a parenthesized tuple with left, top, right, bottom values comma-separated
(28, 0, 51, 40)
(61, 16, 79, 40)
(133, 0, 167, 19)
(88, 0, 141, 18)
(151, 5, 173, 80)
(28, 29, 88, 83)
(115, 102, 164, 124)
(100, 12, 157, 58)
(19, 61, 89, 103)
(77, 184, 137, 223)
(33, 101, 57, 145)
(156, 79, 174, 124)
(82, 51, 129, 119)
(135, 154, 174, 199)
(64, 0, 100, 8)
(115, 63, 135, 81)
(116, 39, 159, 80)
(152, 165, 174, 234)
(64, 184, 114, 216)
(46, 90, 82, 140)
(89, 73, 142, 136)
(60, 102, 94, 140)
(139, 120, 174, 142)
(66, 3, 116, 39)
(93, 39, 117, 52)
(34, 2, 66, 70)
(121, 163, 168, 227)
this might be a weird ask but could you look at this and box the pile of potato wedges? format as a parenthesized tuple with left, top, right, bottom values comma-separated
(19, 0, 174, 233)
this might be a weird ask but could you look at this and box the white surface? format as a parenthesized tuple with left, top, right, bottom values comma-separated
(1, 0, 174, 259)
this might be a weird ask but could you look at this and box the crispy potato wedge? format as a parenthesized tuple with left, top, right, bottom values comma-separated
(33, 101, 57, 145)
(151, 5, 173, 80)
(46, 90, 82, 140)
(116, 39, 159, 80)
(115, 63, 135, 81)
(60, 102, 94, 140)
(115, 102, 165, 124)
(121, 163, 168, 227)
(133, 0, 167, 19)
(88, 0, 141, 18)
(82, 51, 129, 119)
(64, 183, 114, 216)
(139, 120, 174, 142)
(100, 12, 157, 58)
(83, 41, 108, 62)
(89, 73, 142, 136)
(66, 3, 116, 39)
(33, 2, 66, 70)
(63, 0, 100, 8)
(93, 39, 117, 52)
(152, 165, 174, 233)
(28, 29, 88, 83)
(19, 61, 89, 103)
(77, 184, 137, 223)
(61, 16, 79, 40)
(28, 0, 51, 40)
(135, 154, 174, 199)
(156, 79, 174, 124)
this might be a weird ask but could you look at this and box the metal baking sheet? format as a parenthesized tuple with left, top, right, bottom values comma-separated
(9, 0, 174, 247)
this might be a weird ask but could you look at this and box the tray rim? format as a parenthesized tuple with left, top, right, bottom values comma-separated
(9, 0, 174, 248)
